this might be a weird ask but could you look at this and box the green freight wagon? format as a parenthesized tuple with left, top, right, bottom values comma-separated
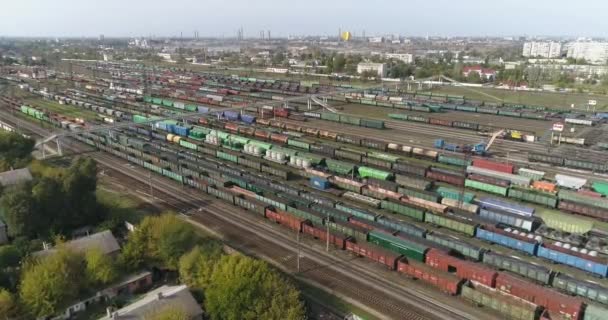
(161, 169, 184, 183)
(558, 190, 608, 209)
(287, 139, 311, 151)
(358, 166, 392, 180)
(320, 113, 340, 122)
(339, 115, 361, 126)
(179, 139, 198, 151)
(133, 115, 148, 123)
(438, 155, 472, 167)
(184, 104, 198, 112)
(461, 285, 539, 320)
(389, 113, 408, 120)
(425, 233, 483, 261)
(592, 181, 608, 196)
(161, 99, 174, 107)
(424, 212, 477, 237)
(144, 96, 153, 103)
(465, 179, 508, 196)
(534, 210, 594, 234)
(367, 152, 400, 163)
(216, 150, 238, 163)
(286, 207, 324, 226)
(326, 221, 368, 242)
(188, 129, 207, 140)
(395, 174, 432, 191)
(380, 200, 425, 221)
(397, 186, 440, 203)
(436, 187, 475, 203)
(360, 119, 385, 129)
(152, 98, 163, 105)
(507, 186, 557, 208)
(255, 194, 288, 211)
(368, 231, 428, 262)
(144, 161, 163, 174)
(326, 159, 356, 175)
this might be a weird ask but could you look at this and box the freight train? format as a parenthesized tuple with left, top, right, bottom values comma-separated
(72, 131, 607, 320)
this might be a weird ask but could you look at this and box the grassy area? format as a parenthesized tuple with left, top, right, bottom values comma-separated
(428, 86, 608, 110)
(298, 281, 379, 320)
(96, 186, 148, 227)
(24, 97, 100, 120)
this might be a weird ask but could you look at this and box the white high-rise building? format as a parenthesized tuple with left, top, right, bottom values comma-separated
(567, 42, 608, 64)
(522, 42, 562, 58)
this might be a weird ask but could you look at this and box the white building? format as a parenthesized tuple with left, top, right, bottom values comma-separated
(385, 53, 414, 64)
(357, 62, 387, 77)
(522, 42, 562, 58)
(567, 42, 608, 64)
(368, 37, 383, 43)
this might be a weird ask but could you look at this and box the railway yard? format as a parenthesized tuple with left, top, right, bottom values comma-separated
(2, 61, 608, 320)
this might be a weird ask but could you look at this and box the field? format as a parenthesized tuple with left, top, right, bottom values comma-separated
(427, 86, 608, 111)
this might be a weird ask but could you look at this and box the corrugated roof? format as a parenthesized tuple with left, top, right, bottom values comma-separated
(34, 230, 120, 258)
(98, 285, 203, 320)
(0, 168, 32, 187)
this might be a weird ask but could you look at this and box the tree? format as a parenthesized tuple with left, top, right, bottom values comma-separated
(145, 306, 189, 320)
(205, 255, 306, 320)
(0, 132, 35, 171)
(466, 71, 482, 84)
(85, 247, 117, 286)
(120, 214, 199, 270)
(179, 243, 223, 291)
(0, 289, 17, 319)
(0, 183, 37, 238)
(19, 249, 85, 317)
(0, 245, 20, 270)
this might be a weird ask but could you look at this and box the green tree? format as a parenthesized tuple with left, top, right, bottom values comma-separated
(85, 247, 117, 286)
(0, 183, 37, 237)
(466, 71, 482, 84)
(0, 289, 17, 319)
(0, 245, 21, 270)
(205, 255, 306, 320)
(0, 132, 35, 171)
(19, 249, 85, 317)
(179, 243, 223, 291)
(120, 214, 199, 270)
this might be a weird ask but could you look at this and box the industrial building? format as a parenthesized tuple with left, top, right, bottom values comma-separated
(357, 62, 387, 77)
(522, 42, 562, 58)
(385, 53, 414, 64)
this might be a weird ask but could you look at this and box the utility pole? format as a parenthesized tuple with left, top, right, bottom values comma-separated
(296, 229, 301, 272)
(326, 211, 330, 252)
(149, 170, 154, 198)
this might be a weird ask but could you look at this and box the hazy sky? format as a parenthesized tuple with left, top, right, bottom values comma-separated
(1, 0, 607, 38)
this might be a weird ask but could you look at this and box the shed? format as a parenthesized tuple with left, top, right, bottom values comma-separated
(0, 168, 32, 188)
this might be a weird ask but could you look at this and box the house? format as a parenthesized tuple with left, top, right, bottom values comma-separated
(357, 62, 387, 77)
(462, 66, 497, 80)
(0, 168, 33, 188)
(33, 230, 121, 258)
(99, 285, 203, 320)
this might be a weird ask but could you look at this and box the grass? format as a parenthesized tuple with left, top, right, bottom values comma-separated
(298, 281, 379, 320)
(427, 86, 608, 111)
(24, 97, 100, 120)
(95, 186, 148, 227)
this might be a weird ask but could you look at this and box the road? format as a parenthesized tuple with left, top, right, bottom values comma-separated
(0, 109, 496, 320)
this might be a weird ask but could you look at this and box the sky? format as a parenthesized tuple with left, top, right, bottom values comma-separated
(1, 0, 608, 38)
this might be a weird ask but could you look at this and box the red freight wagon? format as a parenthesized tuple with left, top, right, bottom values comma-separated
(224, 123, 239, 133)
(270, 133, 289, 144)
(264, 208, 307, 232)
(274, 108, 290, 118)
(257, 118, 271, 126)
(254, 130, 271, 140)
(302, 224, 347, 249)
(468, 174, 510, 187)
(345, 240, 401, 270)
(495, 273, 582, 320)
(426, 170, 465, 187)
(425, 249, 498, 287)
(348, 217, 395, 235)
(198, 117, 208, 125)
(558, 200, 608, 221)
(429, 118, 453, 127)
(472, 159, 514, 174)
(239, 127, 255, 136)
(577, 189, 602, 198)
(397, 258, 463, 295)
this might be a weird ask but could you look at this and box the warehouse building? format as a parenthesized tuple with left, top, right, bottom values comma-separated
(357, 62, 387, 77)
(385, 53, 414, 64)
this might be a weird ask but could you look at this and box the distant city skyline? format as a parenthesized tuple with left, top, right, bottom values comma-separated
(2, 0, 608, 38)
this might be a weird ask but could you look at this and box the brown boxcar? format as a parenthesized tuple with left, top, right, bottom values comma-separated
(425, 249, 498, 287)
(426, 170, 465, 187)
(257, 118, 271, 126)
(558, 200, 608, 221)
(397, 258, 463, 295)
(472, 159, 514, 174)
(270, 133, 289, 144)
(429, 118, 453, 127)
(345, 239, 401, 270)
(495, 273, 583, 320)
(224, 123, 239, 133)
(302, 224, 347, 249)
(265, 208, 307, 232)
(254, 130, 271, 140)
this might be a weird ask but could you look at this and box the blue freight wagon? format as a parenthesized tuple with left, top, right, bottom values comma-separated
(310, 176, 330, 190)
(476, 197, 535, 217)
(475, 227, 538, 255)
(537, 245, 608, 278)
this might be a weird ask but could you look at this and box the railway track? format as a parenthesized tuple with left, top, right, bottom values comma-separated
(0, 109, 488, 320)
